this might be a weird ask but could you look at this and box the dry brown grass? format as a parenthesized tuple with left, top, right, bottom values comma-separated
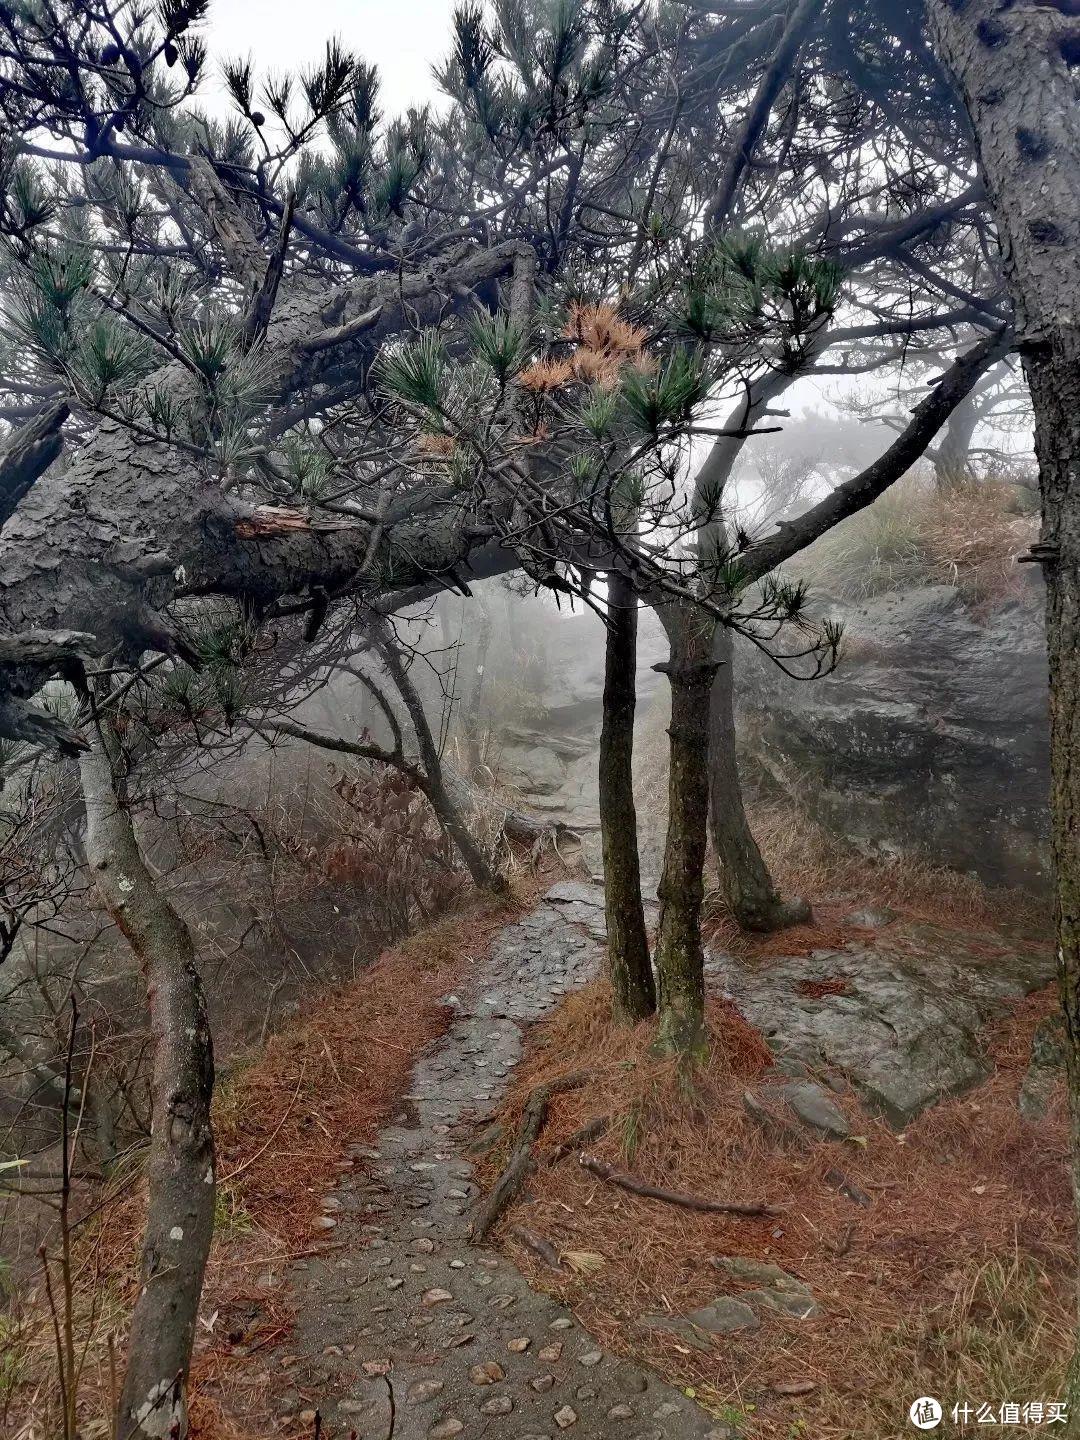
(192, 870, 558, 1436)
(720, 797, 1046, 942)
(633, 689, 1046, 957)
(791, 474, 1037, 608)
(476, 974, 1071, 1438)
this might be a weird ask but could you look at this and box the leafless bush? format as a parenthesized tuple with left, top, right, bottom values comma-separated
(285, 763, 467, 941)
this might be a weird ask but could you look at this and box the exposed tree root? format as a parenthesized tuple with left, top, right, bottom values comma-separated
(511, 1226, 564, 1269)
(578, 1152, 781, 1218)
(548, 1115, 609, 1165)
(470, 1071, 589, 1242)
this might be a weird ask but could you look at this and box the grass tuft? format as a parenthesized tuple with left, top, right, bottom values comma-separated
(788, 474, 1037, 607)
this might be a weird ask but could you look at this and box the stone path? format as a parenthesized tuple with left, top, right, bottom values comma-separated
(275, 881, 718, 1440)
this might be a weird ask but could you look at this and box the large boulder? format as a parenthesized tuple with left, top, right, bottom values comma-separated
(710, 920, 1054, 1126)
(737, 583, 1050, 893)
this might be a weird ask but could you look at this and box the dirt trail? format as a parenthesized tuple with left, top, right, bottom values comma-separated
(269, 881, 718, 1439)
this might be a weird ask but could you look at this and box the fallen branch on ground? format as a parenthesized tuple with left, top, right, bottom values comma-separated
(470, 1070, 589, 1242)
(548, 1116, 609, 1164)
(824, 1166, 871, 1208)
(510, 1226, 564, 1269)
(578, 1152, 782, 1218)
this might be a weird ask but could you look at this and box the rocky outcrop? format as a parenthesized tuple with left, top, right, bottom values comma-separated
(494, 606, 668, 834)
(711, 917, 1053, 1127)
(737, 583, 1051, 893)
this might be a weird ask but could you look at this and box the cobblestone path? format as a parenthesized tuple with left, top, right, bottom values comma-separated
(275, 882, 719, 1440)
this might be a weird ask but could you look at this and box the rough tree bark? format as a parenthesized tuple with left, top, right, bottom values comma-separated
(651, 601, 717, 1054)
(709, 626, 810, 930)
(598, 571, 655, 1022)
(80, 716, 215, 1440)
(0, 401, 68, 528)
(924, 0, 1080, 1423)
(693, 362, 819, 934)
(644, 327, 1010, 1050)
(0, 243, 519, 745)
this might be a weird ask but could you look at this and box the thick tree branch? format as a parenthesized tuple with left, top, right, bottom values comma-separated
(0, 402, 69, 530)
(704, 0, 829, 231)
(738, 325, 1013, 583)
(0, 244, 519, 750)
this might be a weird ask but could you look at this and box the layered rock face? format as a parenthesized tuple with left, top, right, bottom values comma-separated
(737, 584, 1051, 893)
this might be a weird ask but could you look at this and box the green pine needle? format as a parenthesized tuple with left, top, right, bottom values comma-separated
(375, 332, 447, 412)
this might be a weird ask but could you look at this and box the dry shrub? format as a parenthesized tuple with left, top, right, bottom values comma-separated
(478, 978, 1071, 1438)
(280, 765, 468, 940)
(791, 474, 1036, 607)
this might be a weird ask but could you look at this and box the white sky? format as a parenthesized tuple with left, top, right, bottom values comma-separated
(203, 0, 452, 117)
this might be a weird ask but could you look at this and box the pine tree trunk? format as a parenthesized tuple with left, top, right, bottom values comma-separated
(933, 386, 981, 487)
(80, 720, 215, 1440)
(652, 602, 716, 1054)
(599, 572, 655, 1022)
(1040, 330, 1080, 1433)
(693, 378, 814, 936)
(709, 626, 811, 932)
(375, 622, 504, 893)
(462, 598, 493, 777)
(924, 2, 1080, 1424)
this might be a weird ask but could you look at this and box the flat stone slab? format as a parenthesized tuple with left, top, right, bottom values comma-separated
(685, 1297, 760, 1334)
(741, 1288, 821, 1320)
(781, 1081, 851, 1140)
(845, 906, 898, 929)
(269, 887, 719, 1438)
(709, 920, 1052, 1126)
(634, 1314, 716, 1351)
(714, 1257, 810, 1295)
